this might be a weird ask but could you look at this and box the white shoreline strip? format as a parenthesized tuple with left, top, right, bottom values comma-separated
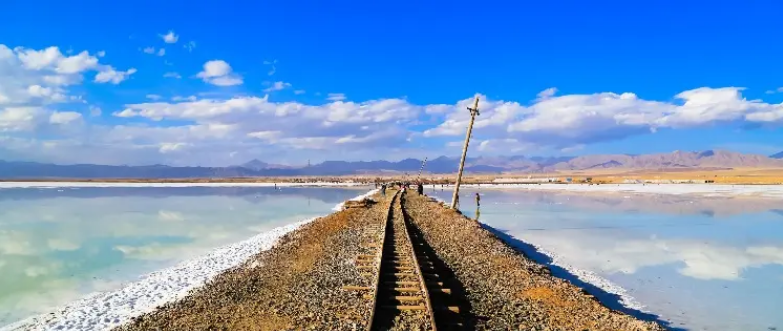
(525, 242, 647, 312)
(2, 188, 377, 331)
(441, 183, 783, 198)
(0, 182, 366, 189)
(332, 188, 379, 211)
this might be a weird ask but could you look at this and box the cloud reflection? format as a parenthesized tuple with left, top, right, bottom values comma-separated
(451, 189, 783, 281)
(522, 231, 783, 281)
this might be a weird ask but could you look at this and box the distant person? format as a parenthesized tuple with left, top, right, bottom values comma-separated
(417, 182, 424, 195)
(381, 184, 386, 197)
(475, 192, 480, 207)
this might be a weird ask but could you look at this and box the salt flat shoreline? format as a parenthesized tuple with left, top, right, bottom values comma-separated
(0, 182, 369, 189)
(5, 181, 783, 199)
(1, 189, 378, 331)
(445, 183, 783, 198)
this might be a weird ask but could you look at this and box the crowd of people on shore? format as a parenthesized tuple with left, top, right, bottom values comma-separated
(375, 181, 481, 209)
(376, 181, 426, 196)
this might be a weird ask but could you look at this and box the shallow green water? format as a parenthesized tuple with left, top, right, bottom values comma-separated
(0, 186, 364, 326)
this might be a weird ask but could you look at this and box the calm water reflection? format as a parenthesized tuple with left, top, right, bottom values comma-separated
(0, 186, 364, 326)
(429, 188, 783, 331)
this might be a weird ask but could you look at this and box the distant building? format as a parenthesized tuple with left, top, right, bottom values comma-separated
(643, 179, 707, 184)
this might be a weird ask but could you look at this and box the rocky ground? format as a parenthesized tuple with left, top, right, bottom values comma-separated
(116, 188, 666, 331)
(401, 191, 666, 331)
(116, 192, 396, 331)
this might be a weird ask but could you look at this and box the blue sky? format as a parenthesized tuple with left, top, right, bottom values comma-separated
(2, 1, 783, 166)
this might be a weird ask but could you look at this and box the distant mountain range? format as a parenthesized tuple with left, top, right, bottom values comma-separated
(1, 150, 783, 179)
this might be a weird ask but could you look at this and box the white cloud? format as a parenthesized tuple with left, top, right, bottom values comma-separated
(159, 142, 189, 153)
(536, 87, 558, 100)
(247, 130, 282, 140)
(94, 67, 137, 84)
(15, 47, 61, 69)
(560, 144, 585, 153)
(476, 138, 533, 153)
(263, 59, 277, 76)
(16, 47, 99, 74)
(55, 51, 99, 74)
(100, 96, 419, 163)
(27, 85, 66, 102)
(425, 87, 783, 149)
(196, 60, 243, 86)
(34, 86, 769, 165)
(327, 93, 346, 101)
(0, 43, 131, 143)
(49, 111, 82, 124)
(294, 90, 305, 95)
(163, 72, 181, 79)
(42, 74, 80, 86)
(141, 47, 165, 56)
(160, 31, 179, 44)
(184, 41, 196, 52)
(9, 56, 783, 168)
(0, 107, 45, 132)
(89, 106, 102, 117)
(146, 94, 162, 101)
(171, 95, 197, 102)
(262, 81, 291, 93)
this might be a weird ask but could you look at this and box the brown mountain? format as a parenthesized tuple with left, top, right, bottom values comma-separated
(2, 150, 782, 179)
(547, 150, 783, 171)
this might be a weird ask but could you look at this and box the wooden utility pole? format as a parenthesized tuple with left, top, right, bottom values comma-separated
(416, 157, 428, 182)
(450, 96, 480, 209)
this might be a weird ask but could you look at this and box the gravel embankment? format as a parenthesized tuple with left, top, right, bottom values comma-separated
(116, 193, 395, 331)
(401, 191, 667, 331)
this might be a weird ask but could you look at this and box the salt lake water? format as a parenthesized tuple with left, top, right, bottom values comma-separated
(0, 186, 365, 327)
(429, 187, 783, 331)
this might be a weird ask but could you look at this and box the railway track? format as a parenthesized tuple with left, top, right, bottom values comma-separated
(345, 190, 465, 331)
